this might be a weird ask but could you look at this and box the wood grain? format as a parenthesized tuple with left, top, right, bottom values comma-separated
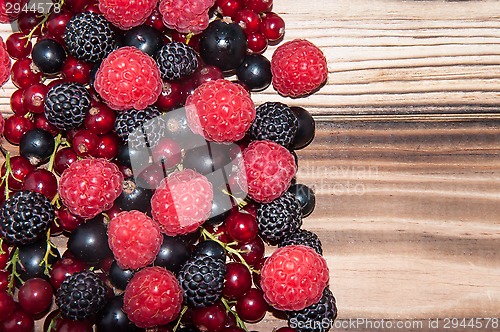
(2, 0, 500, 330)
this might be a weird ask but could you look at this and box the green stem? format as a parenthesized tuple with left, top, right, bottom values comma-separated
(39, 228, 58, 276)
(222, 189, 247, 209)
(172, 306, 188, 332)
(6, 247, 22, 294)
(0, 238, 5, 255)
(47, 312, 61, 332)
(47, 133, 63, 173)
(200, 228, 257, 274)
(221, 298, 248, 331)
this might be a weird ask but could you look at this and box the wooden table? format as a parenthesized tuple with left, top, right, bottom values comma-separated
(2, 0, 500, 330)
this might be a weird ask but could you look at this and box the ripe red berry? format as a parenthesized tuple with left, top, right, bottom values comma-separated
(247, 32, 268, 54)
(244, 0, 272, 13)
(1, 155, 35, 190)
(155, 80, 183, 111)
(49, 257, 87, 289)
(4, 115, 35, 145)
(22, 168, 58, 199)
(236, 235, 265, 266)
(95, 132, 120, 159)
(10, 89, 27, 116)
(235, 9, 261, 35)
(0, 270, 9, 292)
(260, 12, 285, 41)
(18, 278, 54, 315)
(99, 0, 158, 30)
(235, 288, 268, 322)
(216, 0, 243, 18)
(0, 242, 8, 269)
(62, 56, 93, 84)
(34, 113, 60, 136)
(84, 103, 116, 135)
(0, 307, 35, 332)
(5, 33, 32, 59)
(10, 58, 42, 89)
(192, 302, 227, 331)
(72, 129, 99, 157)
(226, 210, 258, 243)
(22, 83, 48, 114)
(223, 262, 252, 299)
(152, 137, 182, 170)
(0, 291, 14, 321)
(53, 147, 78, 176)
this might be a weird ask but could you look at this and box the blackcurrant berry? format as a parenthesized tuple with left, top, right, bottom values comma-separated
(288, 183, 316, 217)
(123, 25, 164, 56)
(236, 54, 271, 91)
(154, 236, 191, 274)
(290, 106, 315, 150)
(109, 261, 135, 290)
(115, 177, 153, 215)
(67, 216, 112, 265)
(96, 295, 139, 332)
(31, 39, 67, 74)
(16, 239, 61, 284)
(19, 128, 55, 166)
(199, 20, 247, 73)
(193, 240, 226, 261)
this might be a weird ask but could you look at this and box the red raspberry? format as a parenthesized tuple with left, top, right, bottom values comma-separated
(159, 0, 215, 34)
(59, 158, 124, 219)
(271, 39, 328, 97)
(94, 47, 162, 111)
(108, 210, 163, 270)
(123, 266, 183, 328)
(99, 0, 158, 30)
(237, 140, 296, 203)
(151, 169, 213, 236)
(186, 79, 255, 143)
(0, 37, 11, 87)
(260, 245, 329, 311)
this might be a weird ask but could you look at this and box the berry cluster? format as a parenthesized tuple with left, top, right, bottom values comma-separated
(0, 0, 333, 331)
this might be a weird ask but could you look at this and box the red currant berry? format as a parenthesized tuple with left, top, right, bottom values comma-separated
(217, 0, 243, 18)
(193, 65, 224, 86)
(260, 12, 285, 41)
(95, 132, 120, 159)
(57, 207, 84, 233)
(46, 11, 72, 42)
(226, 210, 258, 243)
(171, 31, 200, 51)
(235, 9, 261, 35)
(18, 278, 54, 315)
(0, 307, 35, 332)
(1, 155, 35, 190)
(152, 137, 182, 169)
(105, 204, 122, 220)
(136, 163, 166, 189)
(0, 243, 8, 270)
(244, 0, 272, 13)
(235, 288, 268, 323)
(144, 8, 165, 32)
(55, 318, 93, 332)
(34, 113, 60, 136)
(62, 56, 93, 84)
(10, 89, 27, 116)
(21, 169, 58, 200)
(0, 292, 15, 320)
(192, 302, 227, 332)
(49, 257, 87, 289)
(0, 270, 9, 292)
(72, 129, 99, 157)
(84, 103, 116, 134)
(11, 58, 42, 89)
(181, 76, 198, 101)
(5, 33, 32, 59)
(247, 32, 268, 53)
(53, 147, 78, 175)
(18, 11, 43, 36)
(237, 236, 265, 266)
(3, 115, 35, 145)
(223, 262, 252, 299)
(22, 83, 48, 114)
(155, 80, 183, 111)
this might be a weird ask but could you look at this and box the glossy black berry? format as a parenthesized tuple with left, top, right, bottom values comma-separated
(193, 240, 226, 261)
(15, 239, 61, 284)
(56, 270, 107, 320)
(115, 144, 151, 172)
(288, 183, 315, 217)
(206, 189, 233, 225)
(96, 295, 139, 332)
(156, 42, 198, 80)
(236, 54, 271, 91)
(183, 141, 231, 176)
(154, 235, 191, 274)
(199, 20, 247, 73)
(115, 177, 153, 215)
(0, 191, 55, 246)
(123, 25, 164, 56)
(31, 39, 66, 74)
(291, 106, 315, 150)
(109, 261, 135, 290)
(163, 108, 201, 149)
(67, 216, 112, 265)
(19, 128, 55, 166)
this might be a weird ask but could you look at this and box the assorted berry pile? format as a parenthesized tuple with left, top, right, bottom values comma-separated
(0, 0, 334, 331)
